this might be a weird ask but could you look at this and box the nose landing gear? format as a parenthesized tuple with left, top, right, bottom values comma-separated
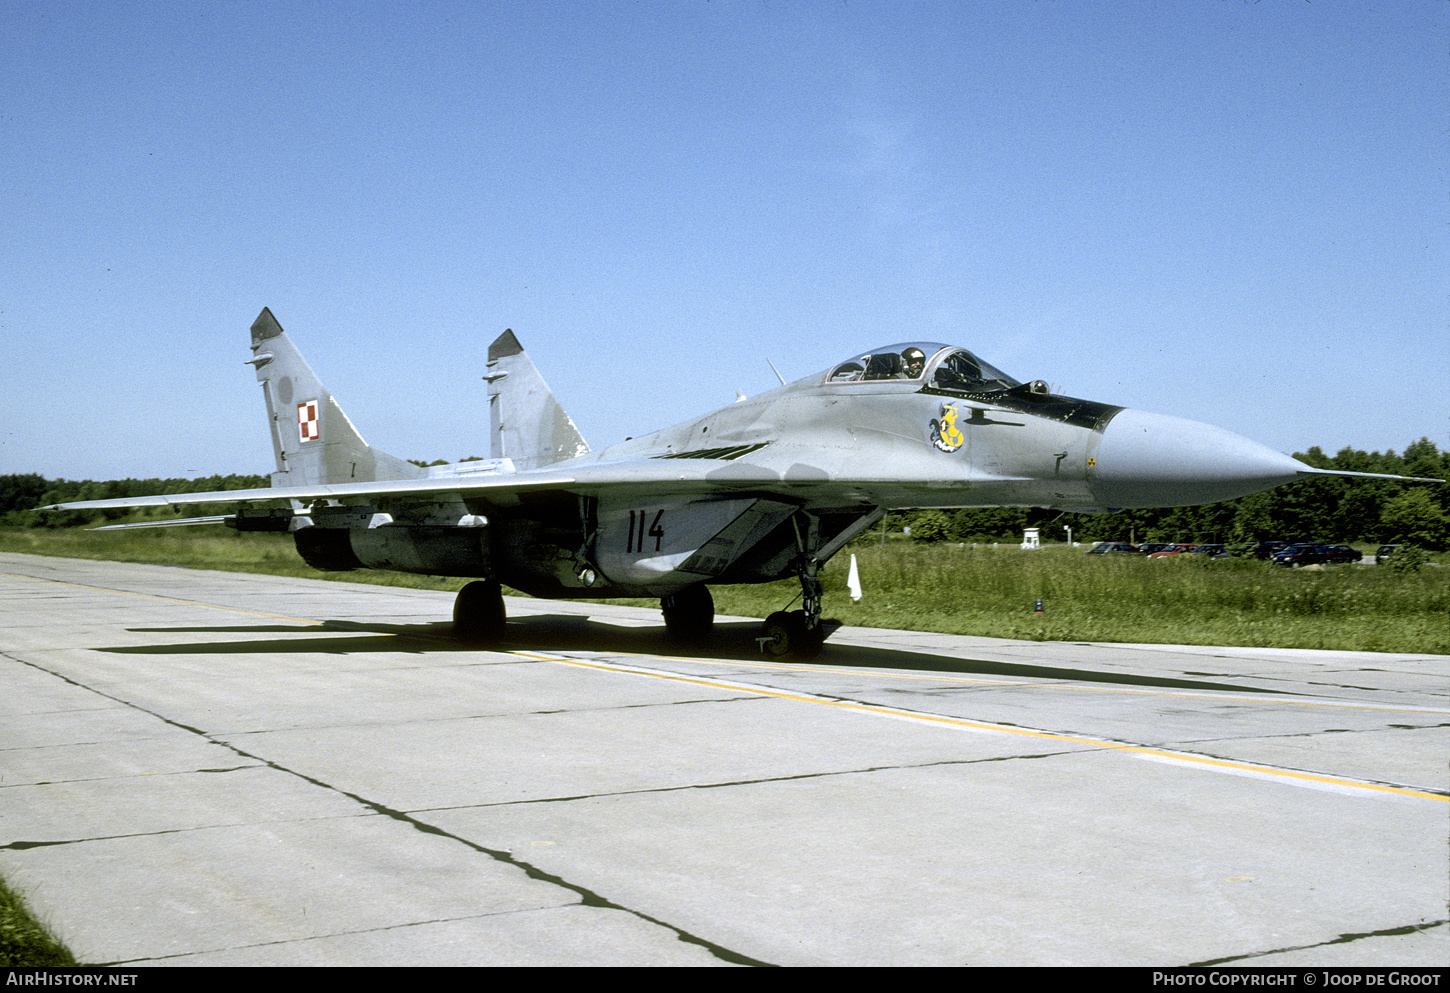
(754, 507, 883, 661)
(758, 557, 826, 660)
(759, 609, 825, 660)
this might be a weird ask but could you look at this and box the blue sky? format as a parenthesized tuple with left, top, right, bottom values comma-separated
(4, 0, 1446, 481)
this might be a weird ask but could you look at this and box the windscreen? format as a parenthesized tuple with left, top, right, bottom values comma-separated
(825, 343, 1019, 391)
(929, 348, 1020, 392)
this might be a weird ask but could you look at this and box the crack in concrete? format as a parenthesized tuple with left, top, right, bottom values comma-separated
(205, 694, 767, 741)
(92, 902, 692, 966)
(413, 750, 1080, 812)
(1268, 674, 1450, 698)
(2, 765, 265, 790)
(4, 808, 406, 851)
(5, 651, 776, 967)
(246, 753, 774, 966)
(1145, 739, 1450, 798)
(1309, 683, 1450, 697)
(1189, 918, 1449, 966)
(752, 681, 1450, 799)
(1175, 722, 1450, 745)
(3, 827, 196, 851)
(1124, 661, 1450, 702)
(526, 694, 762, 716)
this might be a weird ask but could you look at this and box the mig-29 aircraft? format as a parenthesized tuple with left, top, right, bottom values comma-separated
(41, 308, 1437, 659)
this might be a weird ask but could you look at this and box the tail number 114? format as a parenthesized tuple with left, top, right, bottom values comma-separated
(626, 509, 665, 554)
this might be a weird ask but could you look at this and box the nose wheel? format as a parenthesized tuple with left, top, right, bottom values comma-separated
(759, 609, 824, 660)
(757, 559, 825, 660)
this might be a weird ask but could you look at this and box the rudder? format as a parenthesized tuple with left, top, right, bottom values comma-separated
(486, 329, 589, 470)
(248, 308, 424, 487)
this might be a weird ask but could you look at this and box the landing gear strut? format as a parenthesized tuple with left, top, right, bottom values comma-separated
(759, 559, 825, 661)
(661, 584, 714, 644)
(454, 580, 506, 646)
(754, 508, 885, 661)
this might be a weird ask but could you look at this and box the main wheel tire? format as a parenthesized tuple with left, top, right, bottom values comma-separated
(662, 585, 714, 644)
(454, 580, 506, 646)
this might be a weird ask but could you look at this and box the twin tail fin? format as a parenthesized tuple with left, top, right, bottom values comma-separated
(248, 308, 424, 487)
(486, 329, 589, 470)
(247, 310, 588, 485)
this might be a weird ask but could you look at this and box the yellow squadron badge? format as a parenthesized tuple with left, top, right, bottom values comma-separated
(931, 403, 965, 453)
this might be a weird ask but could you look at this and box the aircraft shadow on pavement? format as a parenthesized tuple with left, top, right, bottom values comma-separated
(104, 616, 1277, 694)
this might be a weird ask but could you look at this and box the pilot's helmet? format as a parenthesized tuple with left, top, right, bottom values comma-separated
(901, 347, 926, 377)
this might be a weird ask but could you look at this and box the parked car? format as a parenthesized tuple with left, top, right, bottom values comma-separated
(1149, 543, 1199, 558)
(1086, 542, 1138, 555)
(1190, 544, 1231, 558)
(1238, 541, 1291, 560)
(1375, 545, 1429, 569)
(1136, 543, 1173, 555)
(1322, 544, 1363, 564)
(1271, 543, 1333, 567)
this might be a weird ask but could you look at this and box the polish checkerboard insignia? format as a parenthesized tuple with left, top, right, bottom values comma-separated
(297, 401, 319, 443)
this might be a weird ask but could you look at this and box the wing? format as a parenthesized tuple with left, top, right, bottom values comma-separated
(39, 450, 887, 595)
(37, 456, 823, 516)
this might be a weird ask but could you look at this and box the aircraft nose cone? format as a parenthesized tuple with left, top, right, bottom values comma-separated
(1090, 408, 1306, 509)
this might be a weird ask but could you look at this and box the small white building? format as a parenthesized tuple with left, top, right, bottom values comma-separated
(1021, 527, 1040, 550)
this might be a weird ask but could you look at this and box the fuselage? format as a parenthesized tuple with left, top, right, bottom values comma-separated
(565, 339, 1308, 516)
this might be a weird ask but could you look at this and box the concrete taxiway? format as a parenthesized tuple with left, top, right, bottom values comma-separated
(1, 551, 1446, 967)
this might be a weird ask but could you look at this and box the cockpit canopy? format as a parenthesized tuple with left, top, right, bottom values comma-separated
(825, 342, 1020, 392)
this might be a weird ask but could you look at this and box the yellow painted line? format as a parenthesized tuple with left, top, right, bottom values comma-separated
(513, 650, 1450, 803)
(7, 569, 1443, 800)
(2, 571, 329, 627)
(589, 650, 1450, 717)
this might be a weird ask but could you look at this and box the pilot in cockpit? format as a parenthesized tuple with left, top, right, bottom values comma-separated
(901, 347, 926, 379)
(827, 343, 1019, 390)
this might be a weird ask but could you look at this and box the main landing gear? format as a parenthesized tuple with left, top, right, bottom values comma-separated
(454, 580, 506, 645)
(661, 585, 715, 644)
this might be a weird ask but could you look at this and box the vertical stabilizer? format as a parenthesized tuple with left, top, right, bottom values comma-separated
(487, 330, 590, 470)
(248, 308, 425, 487)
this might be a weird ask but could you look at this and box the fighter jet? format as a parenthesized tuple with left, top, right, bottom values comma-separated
(42, 308, 1439, 659)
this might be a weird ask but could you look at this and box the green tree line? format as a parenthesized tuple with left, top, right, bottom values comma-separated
(898, 438, 1450, 551)
(0, 473, 269, 527)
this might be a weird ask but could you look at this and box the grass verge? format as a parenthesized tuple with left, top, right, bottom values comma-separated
(0, 878, 76, 967)
(1, 526, 1446, 653)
